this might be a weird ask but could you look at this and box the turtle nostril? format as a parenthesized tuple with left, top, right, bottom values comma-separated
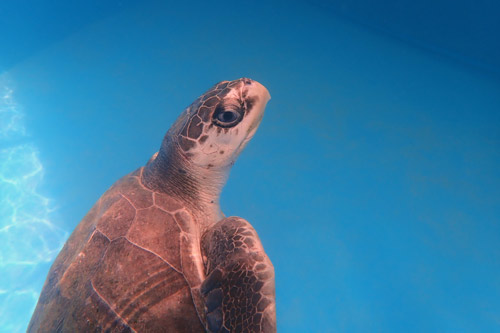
(242, 78, 252, 85)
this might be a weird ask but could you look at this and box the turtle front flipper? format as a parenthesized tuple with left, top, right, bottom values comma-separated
(201, 217, 276, 333)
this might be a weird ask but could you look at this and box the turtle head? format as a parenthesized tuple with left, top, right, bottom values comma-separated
(143, 78, 270, 215)
(167, 78, 271, 170)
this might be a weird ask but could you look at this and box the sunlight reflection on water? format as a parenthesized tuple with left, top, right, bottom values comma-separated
(0, 78, 67, 332)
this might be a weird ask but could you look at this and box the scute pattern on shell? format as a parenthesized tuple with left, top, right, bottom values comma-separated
(27, 168, 205, 332)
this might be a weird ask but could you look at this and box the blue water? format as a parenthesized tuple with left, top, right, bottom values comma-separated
(1, 0, 499, 331)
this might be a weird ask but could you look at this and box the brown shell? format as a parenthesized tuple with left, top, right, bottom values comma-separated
(27, 168, 205, 332)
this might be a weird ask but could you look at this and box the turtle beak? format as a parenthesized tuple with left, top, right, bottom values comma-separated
(243, 79, 271, 139)
(234, 79, 270, 154)
(244, 78, 271, 104)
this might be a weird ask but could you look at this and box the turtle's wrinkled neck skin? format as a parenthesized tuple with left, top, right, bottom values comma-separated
(142, 137, 229, 225)
(142, 78, 271, 230)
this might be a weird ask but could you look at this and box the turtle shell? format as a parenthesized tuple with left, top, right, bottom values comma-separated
(27, 168, 205, 332)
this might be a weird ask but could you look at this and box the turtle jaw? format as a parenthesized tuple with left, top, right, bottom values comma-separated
(236, 79, 271, 153)
(246, 79, 271, 132)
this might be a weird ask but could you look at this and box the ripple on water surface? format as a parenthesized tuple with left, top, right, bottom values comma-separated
(0, 78, 68, 332)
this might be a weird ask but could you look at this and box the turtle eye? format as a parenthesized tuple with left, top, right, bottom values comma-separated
(218, 111, 237, 122)
(213, 106, 243, 128)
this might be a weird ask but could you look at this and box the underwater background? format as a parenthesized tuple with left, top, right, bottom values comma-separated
(1, 0, 499, 331)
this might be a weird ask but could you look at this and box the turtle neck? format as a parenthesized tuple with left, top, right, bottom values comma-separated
(141, 136, 229, 227)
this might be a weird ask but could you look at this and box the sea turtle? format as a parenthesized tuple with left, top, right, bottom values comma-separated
(28, 78, 275, 332)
